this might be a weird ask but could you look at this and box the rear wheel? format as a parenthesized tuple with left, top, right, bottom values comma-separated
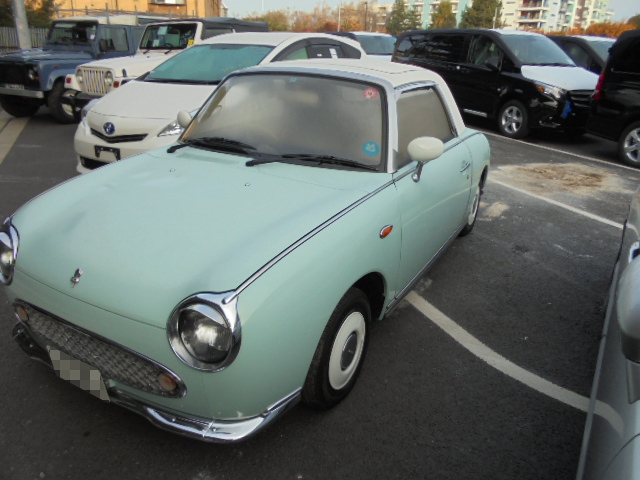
(0, 94, 40, 117)
(302, 287, 370, 410)
(498, 100, 529, 139)
(459, 184, 482, 237)
(47, 81, 77, 124)
(619, 121, 640, 167)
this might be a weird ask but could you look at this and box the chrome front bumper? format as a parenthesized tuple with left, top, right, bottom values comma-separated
(13, 322, 301, 443)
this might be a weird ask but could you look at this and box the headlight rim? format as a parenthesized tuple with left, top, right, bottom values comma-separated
(0, 218, 19, 286)
(76, 69, 84, 84)
(535, 81, 566, 102)
(167, 292, 241, 372)
(104, 70, 114, 87)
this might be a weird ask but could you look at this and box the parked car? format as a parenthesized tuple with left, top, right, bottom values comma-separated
(547, 35, 614, 74)
(586, 30, 640, 168)
(392, 28, 598, 139)
(328, 31, 397, 60)
(576, 185, 640, 479)
(0, 15, 149, 123)
(74, 31, 366, 173)
(64, 17, 270, 117)
(0, 59, 490, 442)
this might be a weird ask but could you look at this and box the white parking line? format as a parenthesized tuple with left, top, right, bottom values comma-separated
(0, 111, 29, 167)
(406, 291, 591, 412)
(489, 178, 624, 230)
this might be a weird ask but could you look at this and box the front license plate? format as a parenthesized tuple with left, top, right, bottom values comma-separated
(48, 348, 110, 402)
(94, 145, 121, 161)
(3, 83, 24, 90)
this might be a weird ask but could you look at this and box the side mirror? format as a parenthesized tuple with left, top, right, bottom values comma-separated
(177, 110, 192, 129)
(408, 137, 444, 182)
(485, 57, 500, 71)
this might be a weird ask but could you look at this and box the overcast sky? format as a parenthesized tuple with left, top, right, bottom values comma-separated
(225, 0, 639, 22)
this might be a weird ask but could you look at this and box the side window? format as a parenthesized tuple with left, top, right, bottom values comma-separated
(281, 46, 308, 60)
(425, 34, 464, 62)
(563, 42, 590, 69)
(395, 34, 427, 57)
(203, 27, 233, 39)
(307, 44, 345, 58)
(396, 88, 455, 168)
(613, 38, 640, 74)
(468, 35, 503, 67)
(101, 27, 129, 52)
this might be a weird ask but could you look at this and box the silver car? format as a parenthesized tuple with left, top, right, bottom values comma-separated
(577, 186, 640, 478)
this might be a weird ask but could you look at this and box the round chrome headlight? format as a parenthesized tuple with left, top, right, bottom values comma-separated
(104, 71, 114, 87)
(168, 293, 241, 371)
(76, 69, 84, 84)
(27, 68, 37, 81)
(0, 220, 19, 286)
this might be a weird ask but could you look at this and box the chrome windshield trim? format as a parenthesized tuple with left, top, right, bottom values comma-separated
(225, 179, 396, 304)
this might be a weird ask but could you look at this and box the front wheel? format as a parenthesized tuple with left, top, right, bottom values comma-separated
(47, 81, 77, 124)
(302, 287, 371, 410)
(0, 94, 40, 117)
(498, 100, 530, 139)
(619, 121, 640, 167)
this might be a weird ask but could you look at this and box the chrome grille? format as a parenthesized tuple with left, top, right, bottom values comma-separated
(568, 89, 594, 110)
(22, 304, 184, 398)
(90, 128, 147, 144)
(79, 67, 110, 96)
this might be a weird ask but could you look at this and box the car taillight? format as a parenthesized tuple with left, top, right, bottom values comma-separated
(593, 73, 605, 101)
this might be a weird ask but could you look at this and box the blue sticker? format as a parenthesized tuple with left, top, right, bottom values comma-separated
(362, 142, 380, 157)
(290, 77, 297, 83)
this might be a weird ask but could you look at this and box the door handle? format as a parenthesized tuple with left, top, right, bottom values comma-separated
(460, 161, 471, 173)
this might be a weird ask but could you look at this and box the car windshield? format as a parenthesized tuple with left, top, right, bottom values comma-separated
(585, 38, 615, 62)
(140, 23, 198, 50)
(182, 73, 385, 170)
(47, 21, 97, 45)
(356, 35, 396, 55)
(502, 34, 574, 66)
(144, 44, 273, 84)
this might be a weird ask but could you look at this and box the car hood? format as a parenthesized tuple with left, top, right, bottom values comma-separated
(520, 65, 598, 90)
(12, 149, 386, 327)
(0, 48, 94, 63)
(91, 80, 214, 120)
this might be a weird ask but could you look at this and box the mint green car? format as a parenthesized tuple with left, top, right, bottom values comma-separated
(0, 59, 490, 442)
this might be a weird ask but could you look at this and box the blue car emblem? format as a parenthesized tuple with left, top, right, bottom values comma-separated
(103, 122, 116, 135)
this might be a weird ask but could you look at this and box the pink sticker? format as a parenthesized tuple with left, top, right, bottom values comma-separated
(364, 88, 379, 100)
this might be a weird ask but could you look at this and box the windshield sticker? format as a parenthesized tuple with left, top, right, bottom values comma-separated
(364, 88, 379, 100)
(188, 39, 194, 46)
(330, 48, 338, 58)
(290, 77, 298, 83)
(363, 142, 380, 157)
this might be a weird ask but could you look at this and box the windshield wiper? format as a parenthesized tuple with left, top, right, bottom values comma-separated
(247, 153, 378, 171)
(167, 137, 257, 154)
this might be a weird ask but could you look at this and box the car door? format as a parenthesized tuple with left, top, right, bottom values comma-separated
(392, 86, 472, 292)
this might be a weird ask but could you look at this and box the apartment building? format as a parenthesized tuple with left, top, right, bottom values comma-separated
(376, 0, 612, 31)
(54, 0, 224, 19)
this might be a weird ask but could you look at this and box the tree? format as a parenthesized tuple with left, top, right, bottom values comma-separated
(459, 0, 504, 29)
(386, 0, 421, 35)
(431, 1, 456, 28)
(629, 14, 640, 29)
(0, 0, 55, 27)
(243, 10, 290, 31)
(585, 21, 636, 37)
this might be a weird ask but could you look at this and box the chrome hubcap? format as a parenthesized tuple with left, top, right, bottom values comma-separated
(501, 106, 523, 134)
(623, 128, 640, 164)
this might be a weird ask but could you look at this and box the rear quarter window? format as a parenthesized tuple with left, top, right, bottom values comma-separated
(424, 34, 465, 62)
(612, 37, 640, 74)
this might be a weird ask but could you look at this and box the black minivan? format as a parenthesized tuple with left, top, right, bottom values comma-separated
(392, 29, 598, 139)
(586, 30, 640, 167)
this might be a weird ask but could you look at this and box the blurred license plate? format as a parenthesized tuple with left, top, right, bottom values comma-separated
(4, 84, 24, 90)
(94, 145, 120, 161)
(48, 348, 110, 401)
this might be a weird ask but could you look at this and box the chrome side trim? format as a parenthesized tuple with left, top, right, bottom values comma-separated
(0, 86, 44, 98)
(463, 109, 488, 118)
(107, 387, 301, 443)
(225, 179, 397, 304)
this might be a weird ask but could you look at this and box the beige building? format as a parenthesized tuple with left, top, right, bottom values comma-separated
(54, 0, 224, 19)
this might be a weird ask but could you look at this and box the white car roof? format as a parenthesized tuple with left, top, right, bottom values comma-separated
(199, 31, 365, 50)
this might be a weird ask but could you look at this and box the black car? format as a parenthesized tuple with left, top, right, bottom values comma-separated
(392, 29, 599, 139)
(548, 35, 615, 74)
(586, 30, 640, 167)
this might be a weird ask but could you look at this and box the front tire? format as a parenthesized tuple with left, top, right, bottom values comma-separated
(459, 184, 482, 237)
(302, 287, 371, 410)
(47, 81, 77, 124)
(0, 94, 40, 117)
(619, 121, 640, 167)
(498, 100, 529, 139)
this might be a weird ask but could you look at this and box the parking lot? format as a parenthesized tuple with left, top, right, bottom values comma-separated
(1, 110, 639, 480)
